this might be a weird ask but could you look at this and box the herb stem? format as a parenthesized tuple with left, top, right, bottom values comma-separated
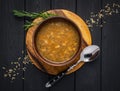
(13, 10, 57, 30)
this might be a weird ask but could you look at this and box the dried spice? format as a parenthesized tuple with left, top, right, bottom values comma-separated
(2, 50, 31, 81)
(86, 3, 120, 31)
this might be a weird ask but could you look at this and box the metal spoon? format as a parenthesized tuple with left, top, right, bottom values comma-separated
(45, 45, 100, 88)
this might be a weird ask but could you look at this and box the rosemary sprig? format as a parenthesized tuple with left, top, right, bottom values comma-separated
(24, 21, 33, 30)
(13, 10, 56, 19)
(13, 10, 57, 30)
(23, 21, 40, 30)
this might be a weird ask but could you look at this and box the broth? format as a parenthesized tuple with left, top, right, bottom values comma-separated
(36, 19, 80, 62)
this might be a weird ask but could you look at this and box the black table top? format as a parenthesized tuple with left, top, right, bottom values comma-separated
(0, 0, 120, 91)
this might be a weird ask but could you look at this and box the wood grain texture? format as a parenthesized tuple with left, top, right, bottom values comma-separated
(24, 0, 50, 91)
(51, 0, 76, 12)
(102, 0, 120, 91)
(0, 0, 120, 91)
(76, 0, 101, 91)
(0, 0, 24, 91)
(102, 23, 120, 91)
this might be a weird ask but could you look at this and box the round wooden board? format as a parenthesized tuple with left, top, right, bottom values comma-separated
(26, 9, 92, 75)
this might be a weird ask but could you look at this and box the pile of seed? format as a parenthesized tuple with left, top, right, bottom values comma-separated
(86, 3, 120, 31)
(2, 50, 31, 81)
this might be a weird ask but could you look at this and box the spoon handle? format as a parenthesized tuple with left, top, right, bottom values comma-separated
(45, 60, 82, 88)
(45, 71, 66, 88)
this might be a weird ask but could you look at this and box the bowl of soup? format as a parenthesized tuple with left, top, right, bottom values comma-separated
(32, 16, 82, 74)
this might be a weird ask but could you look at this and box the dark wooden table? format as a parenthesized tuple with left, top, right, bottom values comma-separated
(0, 0, 120, 91)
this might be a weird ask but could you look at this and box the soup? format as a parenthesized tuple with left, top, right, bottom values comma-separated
(35, 19, 80, 62)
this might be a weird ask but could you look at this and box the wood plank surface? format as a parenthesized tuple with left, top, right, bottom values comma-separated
(0, 0, 24, 91)
(102, 0, 120, 91)
(102, 23, 120, 91)
(24, 0, 50, 91)
(76, 0, 101, 91)
(0, 0, 120, 91)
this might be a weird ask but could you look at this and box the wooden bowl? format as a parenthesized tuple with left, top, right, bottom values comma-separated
(26, 9, 92, 75)
(32, 16, 82, 74)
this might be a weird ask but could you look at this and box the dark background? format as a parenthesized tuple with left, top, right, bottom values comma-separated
(0, 0, 120, 91)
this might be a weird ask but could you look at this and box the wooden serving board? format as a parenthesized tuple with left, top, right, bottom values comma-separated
(26, 9, 92, 75)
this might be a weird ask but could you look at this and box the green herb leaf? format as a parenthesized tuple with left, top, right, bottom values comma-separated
(24, 21, 40, 31)
(24, 21, 33, 31)
(13, 10, 57, 30)
(13, 10, 57, 19)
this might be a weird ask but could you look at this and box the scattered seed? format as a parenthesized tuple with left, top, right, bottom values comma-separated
(2, 67, 6, 70)
(22, 50, 24, 54)
(90, 18, 95, 23)
(9, 69, 13, 73)
(8, 74, 11, 77)
(22, 67, 26, 71)
(4, 74, 7, 77)
(18, 57, 21, 61)
(86, 3, 120, 30)
(22, 77, 25, 80)
(116, 9, 119, 13)
(11, 62, 13, 64)
(2, 50, 31, 81)
(99, 25, 103, 28)
(13, 74, 16, 76)
(11, 77, 15, 80)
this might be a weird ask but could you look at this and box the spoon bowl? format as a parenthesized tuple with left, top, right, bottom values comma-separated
(80, 45, 100, 62)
